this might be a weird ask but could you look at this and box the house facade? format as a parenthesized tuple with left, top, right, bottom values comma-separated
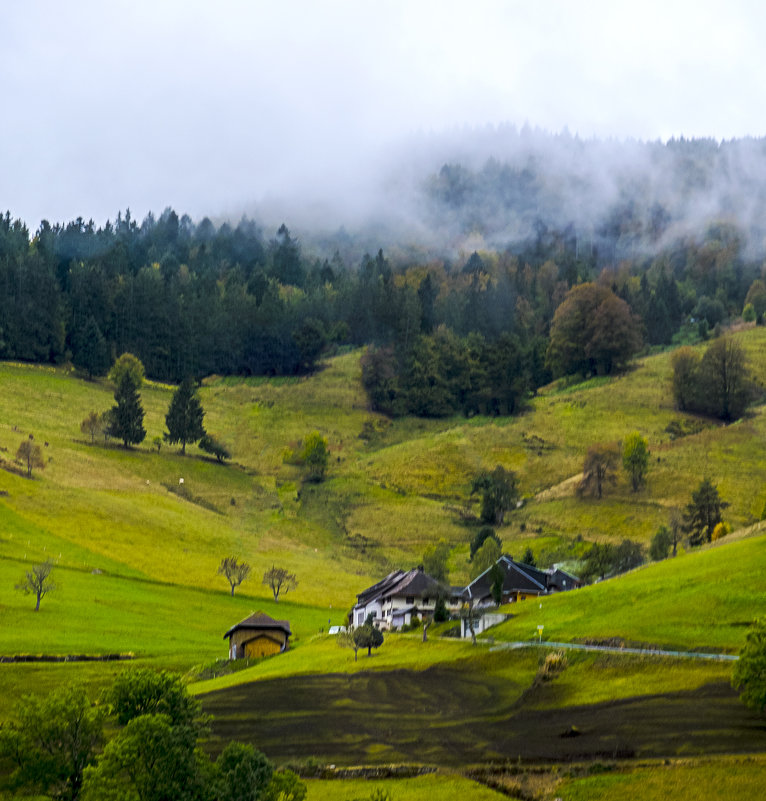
(350, 567, 463, 631)
(224, 612, 292, 659)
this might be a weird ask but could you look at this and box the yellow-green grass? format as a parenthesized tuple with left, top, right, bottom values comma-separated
(490, 531, 766, 652)
(304, 773, 509, 800)
(524, 650, 734, 708)
(556, 756, 766, 801)
(190, 634, 486, 695)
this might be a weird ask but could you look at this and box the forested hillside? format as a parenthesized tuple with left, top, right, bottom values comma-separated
(2, 133, 766, 416)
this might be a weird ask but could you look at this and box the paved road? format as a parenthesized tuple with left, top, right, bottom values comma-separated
(489, 640, 739, 661)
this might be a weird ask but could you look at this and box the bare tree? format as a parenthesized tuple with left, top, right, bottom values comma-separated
(578, 442, 620, 499)
(262, 565, 297, 602)
(217, 556, 251, 596)
(16, 560, 56, 611)
(80, 411, 101, 444)
(16, 437, 45, 478)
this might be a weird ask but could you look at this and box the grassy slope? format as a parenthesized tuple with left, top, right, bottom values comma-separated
(2, 334, 766, 794)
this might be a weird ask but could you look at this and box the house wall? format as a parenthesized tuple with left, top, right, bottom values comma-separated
(228, 627, 288, 659)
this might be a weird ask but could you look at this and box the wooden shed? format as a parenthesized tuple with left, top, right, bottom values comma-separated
(224, 612, 292, 659)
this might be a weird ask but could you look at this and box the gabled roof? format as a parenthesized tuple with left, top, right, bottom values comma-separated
(223, 612, 292, 640)
(463, 554, 548, 602)
(355, 568, 447, 607)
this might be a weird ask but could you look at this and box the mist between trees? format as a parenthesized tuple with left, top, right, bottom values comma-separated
(2, 133, 766, 413)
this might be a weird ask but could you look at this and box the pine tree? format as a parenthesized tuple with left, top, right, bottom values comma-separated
(164, 377, 205, 455)
(108, 372, 146, 447)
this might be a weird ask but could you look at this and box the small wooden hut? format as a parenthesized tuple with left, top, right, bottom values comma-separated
(224, 611, 292, 659)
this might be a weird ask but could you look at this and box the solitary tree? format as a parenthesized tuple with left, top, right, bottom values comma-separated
(108, 372, 146, 447)
(199, 434, 231, 463)
(16, 560, 56, 611)
(16, 437, 44, 478)
(732, 619, 766, 714)
(683, 478, 727, 547)
(80, 411, 101, 444)
(649, 525, 672, 561)
(353, 615, 384, 657)
(699, 335, 756, 421)
(0, 684, 103, 801)
(337, 628, 361, 662)
(622, 432, 649, 492)
(579, 443, 620, 499)
(164, 377, 206, 455)
(300, 431, 329, 482)
(471, 465, 519, 525)
(218, 556, 251, 596)
(262, 565, 297, 602)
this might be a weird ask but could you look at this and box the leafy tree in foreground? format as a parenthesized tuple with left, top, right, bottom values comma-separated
(16, 436, 45, 477)
(218, 556, 251, 596)
(683, 478, 727, 547)
(16, 559, 56, 611)
(579, 442, 620, 499)
(622, 431, 649, 492)
(215, 741, 273, 801)
(471, 465, 519, 525)
(353, 614, 384, 656)
(0, 684, 103, 801)
(164, 376, 206, 454)
(263, 565, 297, 601)
(108, 372, 146, 447)
(82, 713, 208, 801)
(105, 668, 201, 729)
(732, 619, 766, 714)
(262, 769, 307, 801)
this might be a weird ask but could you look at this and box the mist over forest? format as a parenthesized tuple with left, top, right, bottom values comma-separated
(2, 128, 766, 413)
(287, 127, 766, 263)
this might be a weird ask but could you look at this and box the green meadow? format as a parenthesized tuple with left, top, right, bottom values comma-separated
(2, 329, 766, 796)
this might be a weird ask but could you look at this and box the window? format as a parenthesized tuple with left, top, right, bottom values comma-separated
(405, 596, 414, 605)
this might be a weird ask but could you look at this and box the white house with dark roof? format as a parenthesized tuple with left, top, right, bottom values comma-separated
(350, 567, 463, 630)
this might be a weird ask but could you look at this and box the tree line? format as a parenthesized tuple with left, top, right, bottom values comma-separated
(1, 206, 765, 418)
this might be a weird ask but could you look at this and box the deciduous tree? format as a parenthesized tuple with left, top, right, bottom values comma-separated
(422, 539, 450, 583)
(16, 559, 56, 610)
(699, 335, 756, 421)
(732, 619, 766, 714)
(0, 684, 103, 801)
(622, 431, 649, 492)
(199, 434, 231, 462)
(215, 741, 273, 801)
(16, 436, 44, 477)
(353, 615, 384, 656)
(262, 565, 297, 602)
(108, 352, 145, 390)
(218, 556, 251, 596)
(471, 465, 519, 525)
(579, 442, 620, 499)
(80, 411, 100, 444)
(300, 431, 329, 482)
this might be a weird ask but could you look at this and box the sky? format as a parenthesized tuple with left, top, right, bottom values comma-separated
(3, 0, 766, 230)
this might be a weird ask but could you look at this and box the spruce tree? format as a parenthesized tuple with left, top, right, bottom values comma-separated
(109, 372, 146, 447)
(164, 377, 205, 454)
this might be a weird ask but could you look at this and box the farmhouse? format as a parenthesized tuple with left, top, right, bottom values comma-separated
(350, 567, 463, 630)
(224, 612, 292, 659)
(463, 554, 581, 608)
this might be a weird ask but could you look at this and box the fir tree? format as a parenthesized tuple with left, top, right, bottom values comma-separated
(164, 377, 205, 455)
(108, 372, 146, 447)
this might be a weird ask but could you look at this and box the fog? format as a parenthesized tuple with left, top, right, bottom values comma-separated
(4, 1, 766, 254)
